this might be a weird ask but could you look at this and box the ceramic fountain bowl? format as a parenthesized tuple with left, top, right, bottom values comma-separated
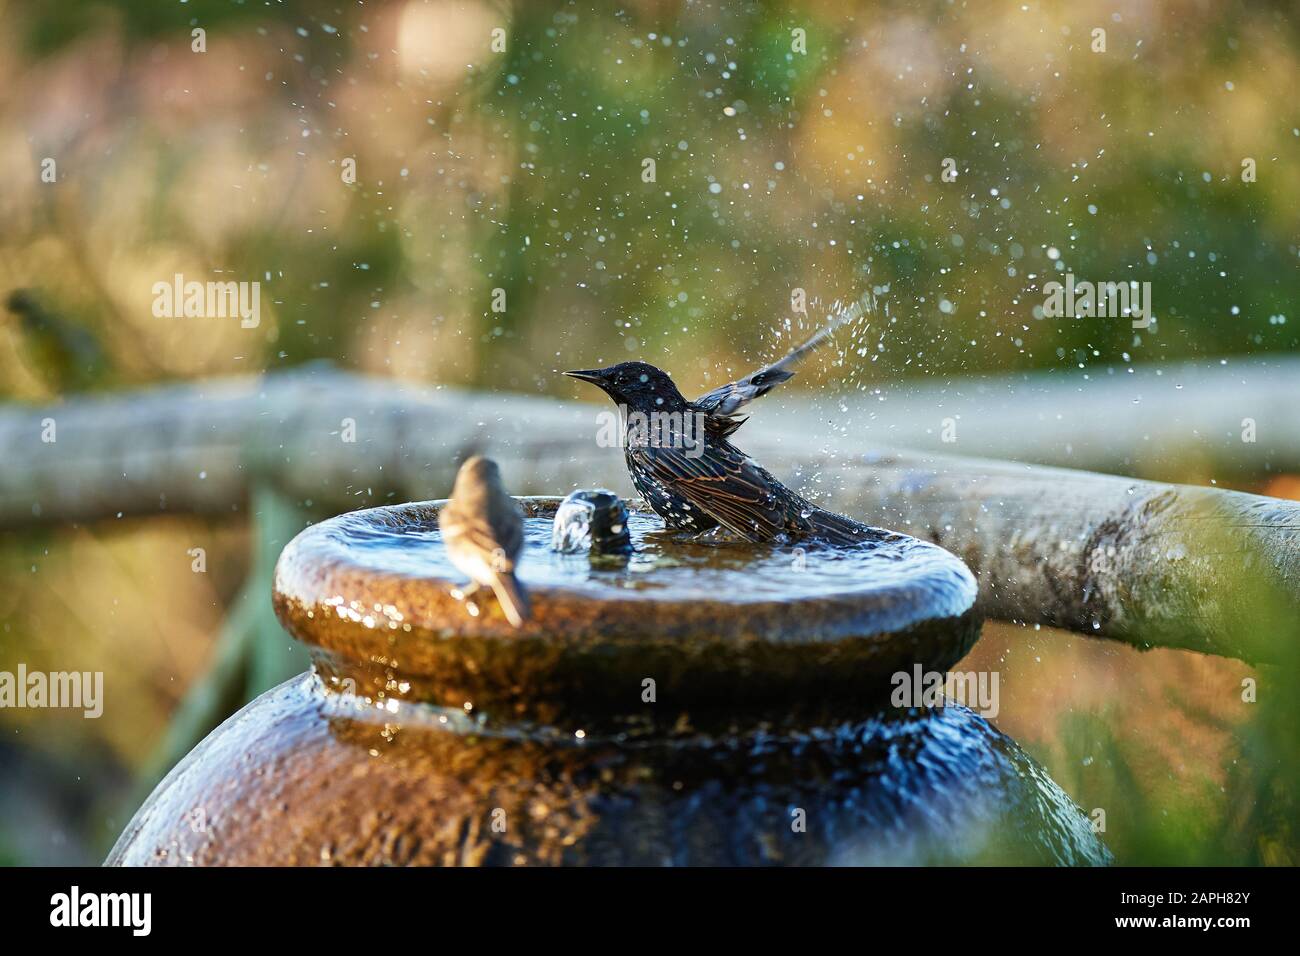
(107, 497, 1110, 866)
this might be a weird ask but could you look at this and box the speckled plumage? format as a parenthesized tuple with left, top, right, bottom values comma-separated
(567, 360, 877, 545)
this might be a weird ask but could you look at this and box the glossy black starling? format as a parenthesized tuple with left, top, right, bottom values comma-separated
(565, 318, 880, 546)
(439, 456, 530, 626)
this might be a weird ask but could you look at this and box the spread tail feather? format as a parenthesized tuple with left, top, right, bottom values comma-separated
(489, 571, 530, 627)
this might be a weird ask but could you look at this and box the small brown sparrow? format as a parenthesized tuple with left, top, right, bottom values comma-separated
(438, 456, 529, 627)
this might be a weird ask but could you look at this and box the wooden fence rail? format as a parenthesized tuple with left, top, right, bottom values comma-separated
(2, 366, 1297, 663)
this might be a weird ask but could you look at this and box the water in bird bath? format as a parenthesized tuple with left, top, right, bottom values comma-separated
(271, 495, 983, 726)
(340, 508, 968, 608)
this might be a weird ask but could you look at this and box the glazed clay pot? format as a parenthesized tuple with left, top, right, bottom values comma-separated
(108, 498, 1110, 866)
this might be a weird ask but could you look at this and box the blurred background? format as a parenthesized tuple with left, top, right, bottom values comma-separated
(0, 0, 1297, 864)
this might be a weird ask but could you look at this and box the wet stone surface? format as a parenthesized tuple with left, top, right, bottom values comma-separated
(107, 676, 1111, 867)
(106, 496, 1110, 866)
(269, 497, 984, 730)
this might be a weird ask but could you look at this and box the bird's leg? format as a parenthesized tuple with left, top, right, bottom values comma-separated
(449, 582, 485, 618)
(449, 582, 482, 603)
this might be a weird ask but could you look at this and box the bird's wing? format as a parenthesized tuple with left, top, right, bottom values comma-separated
(487, 494, 525, 558)
(692, 297, 868, 427)
(630, 441, 789, 541)
(439, 503, 521, 570)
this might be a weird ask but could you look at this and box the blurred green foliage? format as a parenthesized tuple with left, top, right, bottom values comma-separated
(0, 0, 1296, 866)
(2, 0, 1297, 399)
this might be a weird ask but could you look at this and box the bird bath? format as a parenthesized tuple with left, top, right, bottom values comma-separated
(108, 496, 1111, 865)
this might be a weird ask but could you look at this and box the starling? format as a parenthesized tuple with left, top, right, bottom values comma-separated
(438, 456, 530, 626)
(564, 312, 880, 546)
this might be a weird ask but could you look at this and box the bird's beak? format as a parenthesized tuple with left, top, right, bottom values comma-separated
(563, 369, 607, 384)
